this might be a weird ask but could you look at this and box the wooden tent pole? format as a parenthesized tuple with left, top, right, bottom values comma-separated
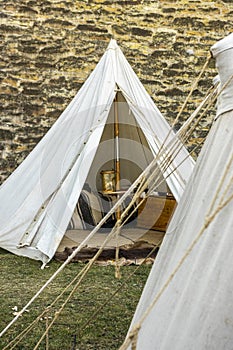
(114, 91, 121, 220)
(114, 90, 121, 278)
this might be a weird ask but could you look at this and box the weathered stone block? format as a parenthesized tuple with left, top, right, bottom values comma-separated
(77, 24, 108, 33)
(0, 128, 15, 141)
(131, 27, 153, 37)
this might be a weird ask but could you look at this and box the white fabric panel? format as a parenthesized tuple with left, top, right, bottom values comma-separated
(126, 34, 233, 350)
(127, 114, 233, 349)
(211, 32, 233, 117)
(0, 44, 115, 263)
(0, 39, 194, 263)
(30, 126, 107, 261)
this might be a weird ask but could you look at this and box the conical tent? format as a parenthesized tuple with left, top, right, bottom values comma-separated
(124, 33, 233, 350)
(0, 39, 194, 265)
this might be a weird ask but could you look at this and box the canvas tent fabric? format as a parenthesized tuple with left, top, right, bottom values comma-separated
(0, 39, 194, 265)
(211, 32, 233, 118)
(124, 33, 233, 350)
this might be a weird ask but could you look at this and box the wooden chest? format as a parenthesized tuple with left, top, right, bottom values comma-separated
(137, 195, 176, 232)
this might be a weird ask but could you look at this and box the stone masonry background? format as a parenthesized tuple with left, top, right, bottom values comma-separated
(0, 0, 232, 184)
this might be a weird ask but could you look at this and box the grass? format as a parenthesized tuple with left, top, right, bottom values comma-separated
(0, 248, 152, 350)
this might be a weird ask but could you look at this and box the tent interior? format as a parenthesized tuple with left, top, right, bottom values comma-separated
(86, 91, 165, 192)
(56, 91, 176, 262)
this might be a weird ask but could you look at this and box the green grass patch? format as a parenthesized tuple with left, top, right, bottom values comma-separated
(0, 249, 152, 349)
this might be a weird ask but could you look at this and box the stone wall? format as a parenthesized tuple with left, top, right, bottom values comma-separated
(0, 0, 232, 183)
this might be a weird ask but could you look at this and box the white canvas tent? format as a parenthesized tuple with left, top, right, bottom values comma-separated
(123, 33, 233, 350)
(0, 39, 194, 265)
